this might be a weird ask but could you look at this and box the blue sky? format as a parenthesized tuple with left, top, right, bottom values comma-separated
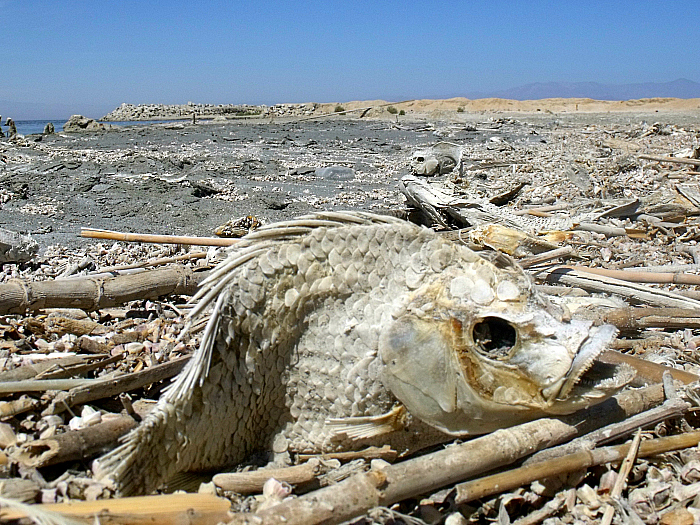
(2, 0, 699, 119)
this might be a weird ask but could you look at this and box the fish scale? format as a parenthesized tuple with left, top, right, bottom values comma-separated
(96, 211, 632, 496)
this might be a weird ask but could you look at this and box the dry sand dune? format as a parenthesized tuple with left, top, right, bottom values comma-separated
(316, 96, 700, 116)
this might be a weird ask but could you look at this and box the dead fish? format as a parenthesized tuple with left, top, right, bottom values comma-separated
(95, 211, 634, 495)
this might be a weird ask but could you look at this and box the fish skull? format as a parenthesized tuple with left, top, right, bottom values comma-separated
(379, 266, 634, 435)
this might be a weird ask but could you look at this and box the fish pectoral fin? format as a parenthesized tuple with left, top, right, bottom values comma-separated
(326, 405, 408, 441)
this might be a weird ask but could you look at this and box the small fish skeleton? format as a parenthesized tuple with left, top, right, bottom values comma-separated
(96, 212, 633, 495)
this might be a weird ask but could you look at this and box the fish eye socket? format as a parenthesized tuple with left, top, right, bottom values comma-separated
(472, 317, 517, 360)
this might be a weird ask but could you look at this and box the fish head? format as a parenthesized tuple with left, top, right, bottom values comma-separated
(379, 258, 635, 435)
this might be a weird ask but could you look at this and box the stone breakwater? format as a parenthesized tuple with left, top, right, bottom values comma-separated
(101, 102, 323, 121)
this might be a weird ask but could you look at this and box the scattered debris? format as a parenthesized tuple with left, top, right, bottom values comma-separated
(411, 141, 463, 176)
(1, 108, 700, 524)
(214, 215, 264, 238)
(0, 228, 39, 264)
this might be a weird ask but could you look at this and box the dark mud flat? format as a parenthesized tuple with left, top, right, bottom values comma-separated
(1, 110, 697, 254)
(0, 115, 559, 251)
(0, 119, 430, 249)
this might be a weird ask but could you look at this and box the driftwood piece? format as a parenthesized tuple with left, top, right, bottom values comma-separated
(600, 429, 642, 525)
(600, 350, 699, 385)
(0, 355, 86, 382)
(537, 266, 700, 309)
(0, 397, 39, 419)
(94, 251, 208, 274)
(42, 316, 108, 336)
(228, 385, 664, 525)
(38, 354, 123, 380)
(13, 414, 139, 468)
(454, 431, 700, 504)
(0, 492, 231, 525)
(0, 478, 42, 503)
(519, 246, 575, 269)
(517, 203, 571, 214)
(601, 307, 700, 333)
(639, 154, 700, 167)
(524, 391, 683, 465)
(574, 223, 628, 237)
(81, 228, 239, 246)
(632, 262, 700, 273)
(44, 356, 191, 415)
(297, 445, 398, 463)
(213, 458, 326, 494)
(0, 265, 208, 314)
(571, 265, 700, 285)
(0, 378, 94, 394)
(58, 256, 94, 278)
(489, 181, 528, 205)
(595, 198, 641, 219)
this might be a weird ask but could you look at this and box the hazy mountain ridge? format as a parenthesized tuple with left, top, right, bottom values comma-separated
(469, 78, 700, 101)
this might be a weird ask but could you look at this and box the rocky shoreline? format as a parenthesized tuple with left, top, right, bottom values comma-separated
(100, 102, 327, 121)
(98, 97, 700, 122)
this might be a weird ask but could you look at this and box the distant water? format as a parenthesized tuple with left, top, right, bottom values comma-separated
(8, 119, 179, 136)
(9, 120, 65, 135)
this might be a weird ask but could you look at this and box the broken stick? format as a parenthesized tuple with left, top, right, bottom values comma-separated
(519, 246, 575, 269)
(639, 154, 700, 167)
(0, 265, 208, 315)
(600, 428, 642, 525)
(13, 414, 139, 468)
(213, 458, 325, 494)
(0, 492, 231, 525)
(600, 350, 699, 385)
(524, 389, 684, 466)
(81, 228, 239, 246)
(601, 306, 700, 333)
(571, 265, 700, 285)
(537, 266, 700, 309)
(454, 431, 700, 504)
(44, 356, 191, 415)
(296, 445, 398, 463)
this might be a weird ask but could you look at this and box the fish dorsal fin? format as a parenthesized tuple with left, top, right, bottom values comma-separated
(191, 211, 407, 312)
(326, 405, 408, 441)
(241, 211, 404, 246)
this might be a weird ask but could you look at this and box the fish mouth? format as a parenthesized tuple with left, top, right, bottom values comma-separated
(543, 324, 635, 405)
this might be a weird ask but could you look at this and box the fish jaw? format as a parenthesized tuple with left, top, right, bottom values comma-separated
(540, 323, 636, 414)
